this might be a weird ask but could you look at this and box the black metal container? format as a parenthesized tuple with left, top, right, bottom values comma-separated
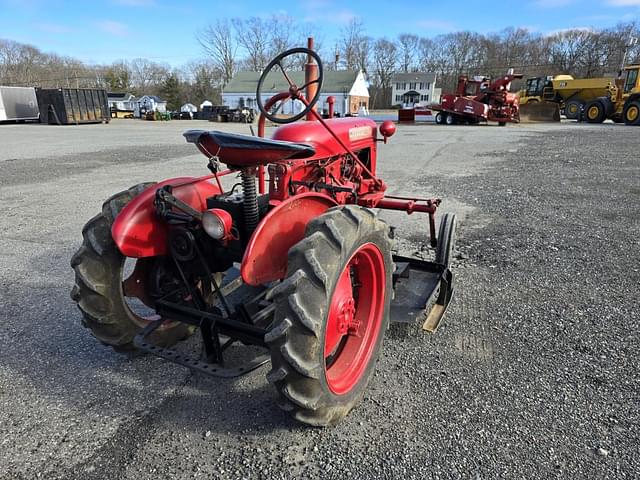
(36, 88, 109, 125)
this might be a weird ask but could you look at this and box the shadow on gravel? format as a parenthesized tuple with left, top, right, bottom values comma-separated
(2, 245, 294, 439)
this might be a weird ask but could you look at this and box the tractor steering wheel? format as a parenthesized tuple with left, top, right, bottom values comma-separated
(256, 47, 324, 124)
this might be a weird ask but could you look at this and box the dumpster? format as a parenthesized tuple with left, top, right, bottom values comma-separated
(36, 88, 109, 125)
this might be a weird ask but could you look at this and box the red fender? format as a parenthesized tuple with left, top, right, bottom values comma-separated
(241, 192, 337, 286)
(112, 176, 220, 258)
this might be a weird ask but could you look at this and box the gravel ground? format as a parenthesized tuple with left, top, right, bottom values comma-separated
(0, 119, 638, 479)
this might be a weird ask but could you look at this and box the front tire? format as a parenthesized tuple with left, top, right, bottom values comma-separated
(623, 100, 640, 125)
(266, 206, 393, 426)
(70, 183, 193, 352)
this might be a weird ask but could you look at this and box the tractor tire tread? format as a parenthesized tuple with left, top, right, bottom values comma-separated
(435, 213, 457, 267)
(267, 205, 393, 426)
(70, 182, 190, 352)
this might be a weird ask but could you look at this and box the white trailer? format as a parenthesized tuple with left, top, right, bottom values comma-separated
(0, 86, 40, 121)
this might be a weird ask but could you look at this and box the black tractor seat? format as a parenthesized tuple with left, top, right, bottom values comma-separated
(184, 130, 316, 167)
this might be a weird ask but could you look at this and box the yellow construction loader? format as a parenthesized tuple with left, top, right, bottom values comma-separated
(518, 76, 567, 122)
(578, 64, 640, 124)
(519, 64, 640, 124)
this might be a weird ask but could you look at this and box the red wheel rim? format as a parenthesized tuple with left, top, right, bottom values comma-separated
(324, 243, 386, 395)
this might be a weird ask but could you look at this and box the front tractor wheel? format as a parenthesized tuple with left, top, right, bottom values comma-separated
(70, 183, 193, 352)
(266, 205, 393, 426)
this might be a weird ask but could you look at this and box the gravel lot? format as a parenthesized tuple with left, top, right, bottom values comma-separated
(0, 119, 638, 479)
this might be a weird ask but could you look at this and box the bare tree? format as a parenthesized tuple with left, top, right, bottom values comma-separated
(370, 38, 397, 108)
(198, 19, 237, 86)
(398, 33, 419, 72)
(2, 20, 639, 100)
(339, 18, 366, 70)
(269, 15, 300, 68)
(103, 61, 131, 91)
(232, 17, 270, 71)
(548, 29, 592, 74)
(184, 60, 222, 103)
(129, 58, 169, 93)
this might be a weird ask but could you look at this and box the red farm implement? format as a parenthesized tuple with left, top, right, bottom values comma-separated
(433, 73, 523, 126)
(70, 44, 457, 426)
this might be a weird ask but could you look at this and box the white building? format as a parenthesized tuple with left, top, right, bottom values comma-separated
(134, 95, 167, 117)
(180, 103, 197, 113)
(107, 92, 136, 111)
(391, 73, 438, 108)
(222, 70, 369, 117)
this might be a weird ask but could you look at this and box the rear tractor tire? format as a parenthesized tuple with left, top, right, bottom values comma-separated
(70, 183, 193, 352)
(623, 100, 640, 126)
(445, 113, 457, 125)
(435, 112, 444, 124)
(266, 205, 393, 426)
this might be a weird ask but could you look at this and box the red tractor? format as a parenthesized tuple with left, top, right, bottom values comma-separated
(433, 73, 523, 126)
(71, 46, 457, 426)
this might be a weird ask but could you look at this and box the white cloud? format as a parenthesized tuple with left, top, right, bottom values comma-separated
(534, 0, 575, 7)
(111, 0, 155, 5)
(301, 0, 331, 8)
(97, 21, 129, 37)
(303, 9, 357, 25)
(334, 10, 357, 24)
(545, 26, 593, 36)
(36, 23, 73, 34)
(607, 0, 640, 5)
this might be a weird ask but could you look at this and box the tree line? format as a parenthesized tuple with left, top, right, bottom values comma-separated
(1, 17, 638, 110)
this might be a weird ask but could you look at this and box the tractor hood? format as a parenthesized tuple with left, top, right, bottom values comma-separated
(271, 117, 377, 159)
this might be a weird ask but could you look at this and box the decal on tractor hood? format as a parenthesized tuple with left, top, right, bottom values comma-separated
(349, 125, 372, 141)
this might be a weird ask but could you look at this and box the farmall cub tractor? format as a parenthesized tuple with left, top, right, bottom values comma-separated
(71, 47, 456, 426)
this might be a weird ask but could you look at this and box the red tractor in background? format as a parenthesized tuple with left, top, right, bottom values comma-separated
(70, 45, 457, 426)
(433, 72, 523, 126)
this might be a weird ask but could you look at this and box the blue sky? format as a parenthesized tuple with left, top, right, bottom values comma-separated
(0, 0, 638, 66)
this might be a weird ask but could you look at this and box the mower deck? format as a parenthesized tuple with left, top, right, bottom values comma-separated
(134, 255, 453, 378)
(390, 255, 453, 332)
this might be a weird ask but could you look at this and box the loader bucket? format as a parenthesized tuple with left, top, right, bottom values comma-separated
(519, 101, 561, 123)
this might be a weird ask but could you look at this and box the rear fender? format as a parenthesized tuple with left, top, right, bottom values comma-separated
(241, 193, 337, 286)
(112, 175, 220, 258)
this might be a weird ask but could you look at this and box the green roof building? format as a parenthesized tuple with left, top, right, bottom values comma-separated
(222, 70, 370, 117)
